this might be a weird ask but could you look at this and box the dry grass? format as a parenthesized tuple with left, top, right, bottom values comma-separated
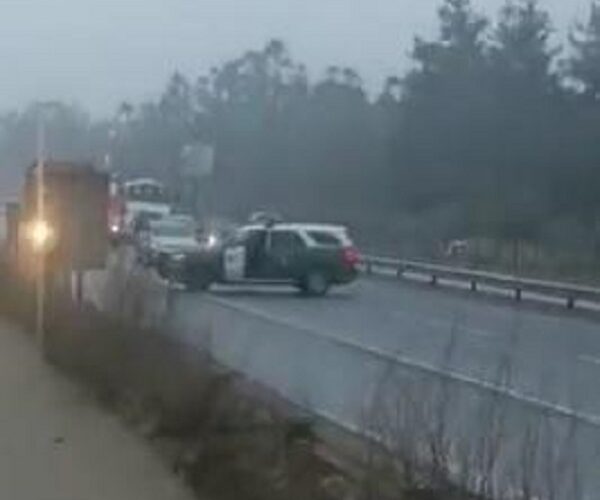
(0, 263, 35, 328)
(357, 311, 591, 500)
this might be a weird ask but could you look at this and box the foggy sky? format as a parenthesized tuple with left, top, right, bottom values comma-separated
(0, 0, 590, 116)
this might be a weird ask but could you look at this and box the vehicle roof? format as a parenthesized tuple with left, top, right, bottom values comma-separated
(164, 214, 194, 221)
(242, 223, 348, 233)
(28, 161, 96, 174)
(151, 215, 194, 226)
(124, 178, 164, 188)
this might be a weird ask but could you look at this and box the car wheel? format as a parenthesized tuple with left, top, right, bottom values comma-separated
(157, 255, 170, 279)
(136, 252, 148, 267)
(185, 272, 212, 292)
(303, 271, 330, 297)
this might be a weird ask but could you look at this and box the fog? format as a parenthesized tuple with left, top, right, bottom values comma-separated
(2, 0, 600, 272)
(2, 4, 600, 499)
(0, 0, 589, 115)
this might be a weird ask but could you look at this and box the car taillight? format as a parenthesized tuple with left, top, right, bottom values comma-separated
(342, 247, 360, 267)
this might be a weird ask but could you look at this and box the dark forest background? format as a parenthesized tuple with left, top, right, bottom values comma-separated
(4, 0, 600, 277)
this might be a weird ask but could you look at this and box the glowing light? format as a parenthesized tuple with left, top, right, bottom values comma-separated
(28, 220, 54, 252)
(206, 234, 218, 248)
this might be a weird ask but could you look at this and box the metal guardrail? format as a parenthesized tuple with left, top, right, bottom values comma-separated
(361, 255, 600, 309)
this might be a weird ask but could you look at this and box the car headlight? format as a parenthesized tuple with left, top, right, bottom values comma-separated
(206, 233, 219, 248)
(27, 219, 55, 253)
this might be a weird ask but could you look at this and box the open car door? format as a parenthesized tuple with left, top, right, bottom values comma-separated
(223, 245, 246, 281)
(222, 228, 267, 281)
(264, 229, 306, 280)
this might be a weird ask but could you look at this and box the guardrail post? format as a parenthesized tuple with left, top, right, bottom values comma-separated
(396, 266, 405, 279)
(363, 254, 600, 310)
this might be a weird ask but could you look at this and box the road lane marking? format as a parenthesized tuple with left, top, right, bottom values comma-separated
(390, 312, 497, 340)
(463, 327, 496, 339)
(578, 354, 600, 367)
(206, 295, 600, 428)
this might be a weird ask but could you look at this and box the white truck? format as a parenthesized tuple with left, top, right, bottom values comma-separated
(109, 178, 171, 241)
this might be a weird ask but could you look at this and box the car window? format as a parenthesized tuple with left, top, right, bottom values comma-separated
(229, 228, 266, 247)
(270, 230, 305, 254)
(126, 183, 166, 203)
(246, 229, 267, 249)
(307, 230, 343, 246)
(151, 222, 194, 238)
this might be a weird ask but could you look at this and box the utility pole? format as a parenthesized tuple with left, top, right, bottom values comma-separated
(33, 100, 60, 351)
(35, 111, 46, 350)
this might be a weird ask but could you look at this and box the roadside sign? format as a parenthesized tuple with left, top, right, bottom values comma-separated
(181, 143, 215, 178)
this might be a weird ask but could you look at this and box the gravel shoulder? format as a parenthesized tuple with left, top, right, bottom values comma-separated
(0, 320, 198, 500)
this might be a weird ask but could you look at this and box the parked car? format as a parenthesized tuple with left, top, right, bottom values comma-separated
(174, 221, 360, 296)
(137, 215, 200, 277)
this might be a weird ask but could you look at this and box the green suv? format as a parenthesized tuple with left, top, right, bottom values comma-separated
(178, 222, 360, 296)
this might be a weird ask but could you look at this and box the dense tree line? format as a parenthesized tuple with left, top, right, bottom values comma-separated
(4, 0, 600, 273)
(0, 103, 105, 196)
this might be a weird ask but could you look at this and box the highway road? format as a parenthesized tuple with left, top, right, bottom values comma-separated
(175, 277, 600, 417)
(87, 252, 600, 497)
(167, 275, 600, 498)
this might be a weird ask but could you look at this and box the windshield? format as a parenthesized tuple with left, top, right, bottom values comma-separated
(306, 230, 353, 247)
(2, 2, 599, 500)
(151, 223, 194, 239)
(124, 183, 167, 203)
